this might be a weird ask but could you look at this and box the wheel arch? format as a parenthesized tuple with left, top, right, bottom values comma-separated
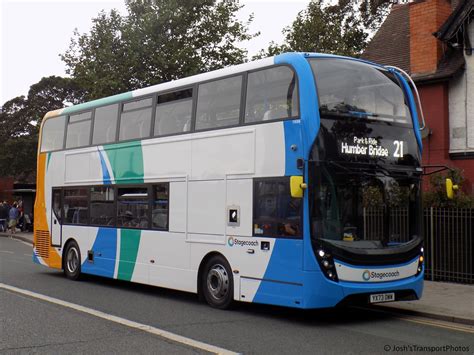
(197, 251, 233, 301)
(61, 237, 79, 269)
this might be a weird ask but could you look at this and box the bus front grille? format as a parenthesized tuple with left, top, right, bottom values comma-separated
(35, 230, 50, 259)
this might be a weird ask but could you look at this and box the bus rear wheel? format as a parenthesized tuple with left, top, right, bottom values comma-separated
(64, 241, 81, 280)
(202, 255, 233, 309)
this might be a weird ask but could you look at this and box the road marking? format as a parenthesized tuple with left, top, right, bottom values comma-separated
(399, 316, 474, 333)
(359, 307, 474, 334)
(0, 250, 14, 254)
(24, 254, 32, 257)
(0, 283, 238, 355)
(13, 239, 33, 247)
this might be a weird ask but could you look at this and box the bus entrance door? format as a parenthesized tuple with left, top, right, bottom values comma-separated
(51, 189, 62, 247)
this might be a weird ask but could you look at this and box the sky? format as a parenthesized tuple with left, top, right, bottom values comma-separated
(0, 0, 311, 105)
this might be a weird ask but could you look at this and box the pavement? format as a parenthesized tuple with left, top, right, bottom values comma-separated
(2, 230, 473, 326)
(0, 230, 33, 245)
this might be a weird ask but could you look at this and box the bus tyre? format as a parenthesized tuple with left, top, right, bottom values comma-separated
(64, 241, 81, 280)
(202, 255, 233, 309)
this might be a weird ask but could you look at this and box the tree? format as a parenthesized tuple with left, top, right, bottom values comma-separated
(0, 76, 86, 181)
(0, 96, 29, 139)
(61, 0, 258, 101)
(254, 0, 391, 59)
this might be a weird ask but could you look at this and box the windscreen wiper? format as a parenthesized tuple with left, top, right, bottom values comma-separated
(326, 161, 377, 178)
(370, 162, 391, 177)
(365, 162, 422, 178)
(319, 110, 379, 120)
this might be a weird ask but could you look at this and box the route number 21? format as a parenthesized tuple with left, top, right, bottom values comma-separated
(393, 140, 404, 158)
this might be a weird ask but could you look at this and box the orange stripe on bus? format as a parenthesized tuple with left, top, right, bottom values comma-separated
(34, 153, 62, 269)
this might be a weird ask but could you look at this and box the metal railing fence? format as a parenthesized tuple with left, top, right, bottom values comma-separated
(362, 207, 473, 284)
(424, 208, 473, 284)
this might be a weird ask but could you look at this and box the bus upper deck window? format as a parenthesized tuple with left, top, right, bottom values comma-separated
(119, 98, 153, 141)
(40, 115, 67, 152)
(245, 66, 299, 123)
(195, 76, 242, 131)
(155, 89, 193, 136)
(93, 104, 119, 145)
(66, 111, 92, 149)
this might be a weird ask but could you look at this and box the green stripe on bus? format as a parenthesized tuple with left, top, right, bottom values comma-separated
(117, 229, 141, 281)
(61, 92, 133, 115)
(103, 141, 144, 184)
(46, 152, 52, 171)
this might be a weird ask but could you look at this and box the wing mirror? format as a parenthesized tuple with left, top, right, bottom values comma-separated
(446, 178, 459, 199)
(290, 176, 307, 198)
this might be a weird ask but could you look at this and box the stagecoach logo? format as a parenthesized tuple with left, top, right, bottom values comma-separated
(362, 269, 400, 281)
(227, 236, 258, 247)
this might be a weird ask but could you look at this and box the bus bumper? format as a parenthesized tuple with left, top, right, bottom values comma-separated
(302, 270, 424, 309)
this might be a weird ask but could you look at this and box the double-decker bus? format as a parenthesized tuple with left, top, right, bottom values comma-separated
(34, 52, 424, 309)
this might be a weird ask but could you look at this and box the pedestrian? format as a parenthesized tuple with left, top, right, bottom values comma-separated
(8, 203, 20, 235)
(16, 199, 24, 231)
(0, 201, 8, 232)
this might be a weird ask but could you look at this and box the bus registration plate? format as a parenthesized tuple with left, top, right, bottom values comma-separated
(369, 293, 395, 303)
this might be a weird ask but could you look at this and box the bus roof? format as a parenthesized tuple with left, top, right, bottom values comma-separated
(44, 55, 276, 120)
(42, 52, 385, 121)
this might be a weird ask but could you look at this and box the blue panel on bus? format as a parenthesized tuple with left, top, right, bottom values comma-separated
(393, 71, 423, 152)
(32, 252, 40, 265)
(253, 279, 304, 308)
(98, 149, 112, 185)
(253, 238, 304, 306)
(339, 272, 424, 299)
(275, 53, 320, 159)
(81, 228, 117, 278)
(275, 53, 322, 272)
(283, 120, 303, 176)
(301, 270, 344, 308)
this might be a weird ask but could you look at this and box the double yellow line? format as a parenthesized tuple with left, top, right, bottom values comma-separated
(360, 306, 474, 334)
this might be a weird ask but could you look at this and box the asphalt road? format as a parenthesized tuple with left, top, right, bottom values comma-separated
(1, 237, 473, 354)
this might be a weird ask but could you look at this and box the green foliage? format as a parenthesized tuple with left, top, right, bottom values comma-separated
(423, 168, 474, 208)
(255, 0, 391, 59)
(0, 136, 38, 183)
(61, 0, 258, 100)
(0, 76, 86, 181)
(362, 185, 384, 208)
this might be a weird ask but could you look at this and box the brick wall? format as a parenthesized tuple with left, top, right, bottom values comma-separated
(0, 177, 14, 203)
(409, 0, 452, 74)
(420, 82, 474, 194)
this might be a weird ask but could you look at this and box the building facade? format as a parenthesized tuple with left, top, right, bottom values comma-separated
(363, 0, 474, 193)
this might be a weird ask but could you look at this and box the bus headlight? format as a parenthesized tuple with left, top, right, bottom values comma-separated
(416, 246, 424, 275)
(316, 248, 338, 282)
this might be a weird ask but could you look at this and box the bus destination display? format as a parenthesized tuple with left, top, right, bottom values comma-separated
(340, 136, 405, 159)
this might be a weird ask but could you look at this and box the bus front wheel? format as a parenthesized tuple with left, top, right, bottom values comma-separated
(64, 241, 81, 280)
(202, 255, 233, 309)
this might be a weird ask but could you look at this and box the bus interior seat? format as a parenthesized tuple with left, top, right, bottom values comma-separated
(263, 108, 287, 121)
(182, 118, 191, 132)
